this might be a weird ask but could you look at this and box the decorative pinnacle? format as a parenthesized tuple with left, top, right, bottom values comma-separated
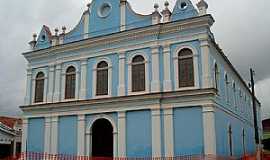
(33, 33, 37, 41)
(197, 0, 208, 9)
(154, 3, 159, 11)
(62, 26, 66, 34)
(55, 28, 59, 36)
(164, 1, 169, 8)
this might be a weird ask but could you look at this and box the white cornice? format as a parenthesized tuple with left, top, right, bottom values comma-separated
(20, 89, 216, 117)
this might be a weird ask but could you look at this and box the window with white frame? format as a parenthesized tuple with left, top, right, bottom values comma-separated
(65, 66, 76, 99)
(178, 48, 194, 88)
(214, 63, 219, 92)
(233, 82, 237, 108)
(242, 129, 246, 154)
(228, 125, 233, 156)
(34, 72, 45, 103)
(225, 74, 230, 103)
(96, 61, 109, 96)
(131, 55, 146, 92)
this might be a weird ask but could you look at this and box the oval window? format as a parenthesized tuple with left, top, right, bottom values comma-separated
(98, 3, 112, 18)
(179, 2, 188, 10)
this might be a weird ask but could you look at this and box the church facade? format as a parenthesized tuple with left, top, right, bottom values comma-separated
(20, 0, 262, 158)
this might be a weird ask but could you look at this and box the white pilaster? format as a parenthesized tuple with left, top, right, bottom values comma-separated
(163, 108, 174, 157)
(152, 109, 162, 157)
(83, 12, 90, 39)
(47, 65, 55, 103)
(21, 118, 28, 152)
(50, 116, 58, 154)
(86, 132, 91, 156)
(200, 39, 212, 88)
(118, 52, 126, 96)
(13, 140, 16, 156)
(77, 114, 85, 156)
(44, 117, 51, 153)
(202, 105, 216, 155)
(53, 63, 62, 102)
(80, 59, 88, 100)
(24, 67, 32, 105)
(120, 0, 126, 31)
(118, 111, 126, 157)
(163, 45, 172, 92)
(151, 46, 161, 93)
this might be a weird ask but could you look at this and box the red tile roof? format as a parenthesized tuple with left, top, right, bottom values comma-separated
(0, 117, 22, 129)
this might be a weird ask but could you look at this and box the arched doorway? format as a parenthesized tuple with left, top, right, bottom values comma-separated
(91, 118, 113, 157)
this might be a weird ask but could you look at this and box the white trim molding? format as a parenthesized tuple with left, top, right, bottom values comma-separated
(80, 59, 88, 100)
(173, 45, 200, 91)
(44, 117, 51, 153)
(151, 108, 162, 157)
(118, 52, 126, 96)
(202, 105, 216, 155)
(21, 118, 28, 152)
(51, 116, 58, 154)
(83, 12, 90, 39)
(24, 67, 32, 105)
(163, 107, 174, 157)
(163, 44, 172, 92)
(77, 114, 86, 156)
(151, 46, 161, 93)
(120, 1, 126, 31)
(200, 39, 212, 88)
(86, 114, 118, 157)
(53, 63, 62, 102)
(127, 52, 150, 95)
(92, 57, 113, 98)
(47, 65, 55, 103)
(61, 62, 80, 101)
(117, 111, 126, 157)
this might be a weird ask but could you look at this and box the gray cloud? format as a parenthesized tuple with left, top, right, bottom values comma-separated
(0, 0, 269, 119)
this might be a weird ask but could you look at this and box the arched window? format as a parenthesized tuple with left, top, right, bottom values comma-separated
(214, 64, 219, 91)
(65, 66, 76, 99)
(233, 83, 237, 109)
(228, 125, 233, 156)
(242, 129, 246, 155)
(96, 61, 109, 96)
(34, 72, 45, 103)
(225, 74, 229, 103)
(132, 55, 145, 92)
(178, 48, 194, 87)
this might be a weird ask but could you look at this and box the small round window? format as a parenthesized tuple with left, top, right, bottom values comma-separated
(98, 3, 112, 18)
(179, 2, 188, 10)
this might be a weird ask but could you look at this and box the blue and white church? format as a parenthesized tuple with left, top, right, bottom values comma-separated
(20, 0, 262, 158)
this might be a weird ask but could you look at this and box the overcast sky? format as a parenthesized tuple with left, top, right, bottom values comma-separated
(0, 0, 269, 119)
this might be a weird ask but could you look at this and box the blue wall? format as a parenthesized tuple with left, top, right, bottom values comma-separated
(64, 17, 84, 43)
(89, 0, 120, 37)
(27, 118, 45, 152)
(126, 110, 152, 157)
(125, 5, 152, 31)
(173, 107, 204, 155)
(58, 116, 78, 155)
(215, 108, 256, 157)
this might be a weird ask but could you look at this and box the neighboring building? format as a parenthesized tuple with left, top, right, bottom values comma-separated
(20, 0, 262, 159)
(0, 117, 22, 158)
(263, 119, 270, 151)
